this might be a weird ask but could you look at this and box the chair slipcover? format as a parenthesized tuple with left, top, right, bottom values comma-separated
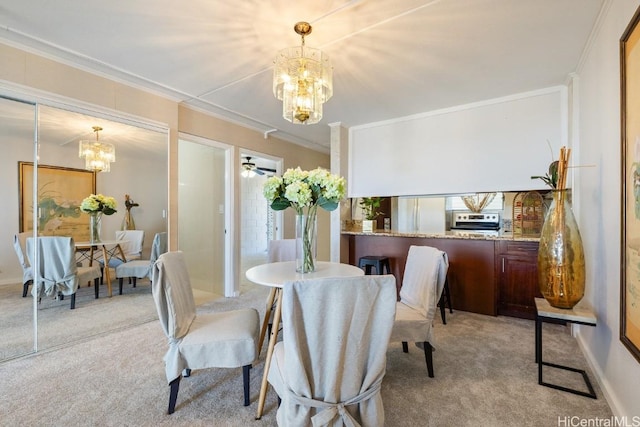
(265, 239, 296, 330)
(117, 229, 145, 260)
(100, 230, 145, 268)
(115, 232, 167, 280)
(13, 232, 33, 295)
(268, 239, 296, 263)
(151, 251, 259, 384)
(26, 236, 101, 299)
(267, 275, 397, 427)
(390, 245, 449, 345)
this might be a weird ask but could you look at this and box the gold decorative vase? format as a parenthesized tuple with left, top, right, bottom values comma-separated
(121, 210, 136, 230)
(537, 190, 585, 309)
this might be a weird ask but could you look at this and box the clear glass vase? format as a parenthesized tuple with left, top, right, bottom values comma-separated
(90, 212, 103, 243)
(296, 209, 318, 273)
(537, 190, 585, 309)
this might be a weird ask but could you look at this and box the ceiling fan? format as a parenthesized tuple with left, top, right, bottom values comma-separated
(241, 156, 276, 177)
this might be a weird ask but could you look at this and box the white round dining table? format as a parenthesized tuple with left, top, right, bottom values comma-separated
(245, 260, 364, 288)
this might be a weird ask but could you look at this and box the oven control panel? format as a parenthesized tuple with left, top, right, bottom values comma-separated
(451, 212, 501, 231)
(453, 213, 500, 224)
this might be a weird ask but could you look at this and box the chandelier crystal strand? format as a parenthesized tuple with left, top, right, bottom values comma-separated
(273, 22, 333, 125)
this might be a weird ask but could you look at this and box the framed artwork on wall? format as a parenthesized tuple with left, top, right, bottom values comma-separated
(620, 5, 640, 364)
(19, 162, 96, 243)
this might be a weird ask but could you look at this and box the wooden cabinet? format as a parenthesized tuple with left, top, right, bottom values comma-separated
(496, 240, 540, 319)
(347, 233, 541, 318)
(348, 235, 497, 316)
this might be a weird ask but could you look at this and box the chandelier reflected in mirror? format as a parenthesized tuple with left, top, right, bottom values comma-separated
(78, 126, 116, 172)
(273, 21, 333, 125)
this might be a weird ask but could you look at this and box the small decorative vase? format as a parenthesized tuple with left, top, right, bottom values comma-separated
(89, 212, 103, 243)
(537, 190, 585, 309)
(362, 220, 376, 233)
(295, 210, 318, 273)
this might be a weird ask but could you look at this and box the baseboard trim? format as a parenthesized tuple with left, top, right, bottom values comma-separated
(575, 329, 621, 416)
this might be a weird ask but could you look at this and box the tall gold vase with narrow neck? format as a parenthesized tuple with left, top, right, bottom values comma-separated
(537, 190, 586, 308)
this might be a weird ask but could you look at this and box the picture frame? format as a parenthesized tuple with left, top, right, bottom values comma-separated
(19, 162, 96, 242)
(620, 5, 640, 364)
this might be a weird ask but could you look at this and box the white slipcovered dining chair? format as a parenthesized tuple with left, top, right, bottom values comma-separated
(267, 275, 397, 426)
(98, 230, 145, 279)
(13, 232, 33, 298)
(27, 236, 102, 309)
(114, 231, 166, 294)
(267, 238, 296, 263)
(152, 251, 260, 414)
(390, 245, 449, 377)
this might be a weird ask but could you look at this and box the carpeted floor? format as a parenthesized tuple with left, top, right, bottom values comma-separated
(0, 278, 157, 360)
(1, 283, 613, 426)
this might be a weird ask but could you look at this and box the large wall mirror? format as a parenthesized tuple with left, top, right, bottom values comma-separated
(0, 95, 168, 361)
(0, 95, 37, 360)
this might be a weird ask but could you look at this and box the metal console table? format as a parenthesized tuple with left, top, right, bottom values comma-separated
(534, 297, 597, 399)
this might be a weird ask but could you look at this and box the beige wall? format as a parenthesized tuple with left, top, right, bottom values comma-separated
(178, 106, 332, 260)
(0, 42, 330, 284)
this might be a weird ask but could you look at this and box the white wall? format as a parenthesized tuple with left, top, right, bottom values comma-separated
(349, 88, 566, 197)
(0, 100, 35, 284)
(93, 143, 168, 259)
(241, 174, 270, 256)
(576, 0, 640, 417)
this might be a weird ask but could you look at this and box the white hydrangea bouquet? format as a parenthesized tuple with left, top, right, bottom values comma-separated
(263, 167, 346, 272)
(80, 193, 117, 242)
(80, 193, 118, 215)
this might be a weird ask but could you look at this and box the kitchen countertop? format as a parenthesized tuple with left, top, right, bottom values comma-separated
(341, 230, 539, 242)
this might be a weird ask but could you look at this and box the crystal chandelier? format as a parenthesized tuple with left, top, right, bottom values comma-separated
(273, 22, 333, 124)
(78, 126, 116, 172)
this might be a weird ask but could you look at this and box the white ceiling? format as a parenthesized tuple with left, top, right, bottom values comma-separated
(0, 0, 605, 153)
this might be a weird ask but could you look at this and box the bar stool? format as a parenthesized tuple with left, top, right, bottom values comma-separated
(358, 255, 391, 275)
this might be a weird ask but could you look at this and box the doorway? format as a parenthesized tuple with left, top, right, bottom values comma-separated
(239, 152, 281, 291)
(178, 137, 229, 303)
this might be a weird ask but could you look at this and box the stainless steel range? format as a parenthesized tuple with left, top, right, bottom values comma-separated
(450, 211, 501, 236)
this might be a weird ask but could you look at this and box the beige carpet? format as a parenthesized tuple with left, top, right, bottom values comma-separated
(1, 283, 612, 426)
(0, 278, 157, 361)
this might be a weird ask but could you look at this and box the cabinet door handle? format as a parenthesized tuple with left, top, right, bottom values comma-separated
(502, 258, 505, 273)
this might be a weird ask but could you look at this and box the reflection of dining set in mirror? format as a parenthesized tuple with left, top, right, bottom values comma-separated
(14, 229, 166, 310)
(14, 182, 166, 309)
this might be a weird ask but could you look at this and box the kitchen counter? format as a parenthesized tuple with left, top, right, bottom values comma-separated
(346, 231, 540, 318)
(341, 229, 539, 242)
